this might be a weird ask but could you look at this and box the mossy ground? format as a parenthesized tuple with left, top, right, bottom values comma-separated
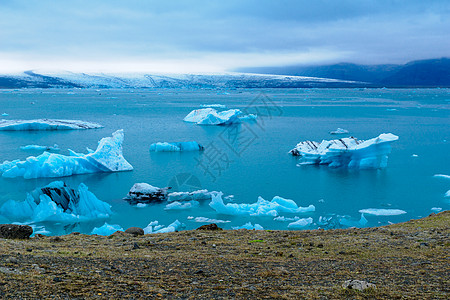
(0, 211, 448, 299)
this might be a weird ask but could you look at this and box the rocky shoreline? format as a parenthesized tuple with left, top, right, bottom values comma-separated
(0, 211, 448, 299)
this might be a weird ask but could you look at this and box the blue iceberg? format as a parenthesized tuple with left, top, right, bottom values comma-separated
(209, 192, 315, 217)
(232, 222, 264, 230)
(0, 181, 112, 223)
(0, 119, 102, 131)
(20, 144, 60, 151)
(183, 108, 256, 125)
(143, 220, 183, 234)
(290, 133, 399, 169)
(0, 130, 133, 179)
(92, 223, 123, 236)
(164, 201, 199, 210)
(287, 217, 313, 229)
(150, 141, 204, 152)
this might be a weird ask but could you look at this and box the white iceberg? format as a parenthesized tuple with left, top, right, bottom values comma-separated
(20, 144, 60, 151)
(0, 119, 103, 131)
(183, 108, 256, 125)
(0, 130, 133, 179)
(164, 201, 199, 210)
(273, 216, 300, 222)
(330, 128, 349, 135)
(143, 220, 182, 234)
(193, 217, 230, 224)
(168, 190, 213, 202)
(150, 141, 204, 152)
(358, 208, 406, 216)
(209, 192, 315, 217)
(232, 222, 264, 230)
(431, 207, 443, 212)
(124, 183, 169, 204)
(92, 223, 123, 236)
(287, 217, 313, 229)
(290, 133, 399, 169)
(0, 181, 112, 223)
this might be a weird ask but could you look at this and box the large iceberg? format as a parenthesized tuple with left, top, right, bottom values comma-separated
(289, 133, 399, 169)
(209, 192, 315, 217)
(0, 119, 102, 130)
(150, 141, 204, 152)
(0, 181, 112, 223)
(0, 130, 133, 179)
(183, 108, 256, 125)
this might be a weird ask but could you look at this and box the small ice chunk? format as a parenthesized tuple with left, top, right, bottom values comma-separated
(287, 217, 313, 228)
(194, 217, 230, 223)
(187, 216, 194, 220)
(164, 201, 199, 210)
(358, 208, 406, 216)
(290, 133, 399, 169)
(431, 207, 443, 212)
(411, 154, 419, 157)
(434, 174, 450, 179)
(329, 128, 349, 135)
(2, 113, 8, 116)
(209, 192, 315, 217)
(168, 190, 213, 202)
(232, 222, 264, 230)
(150, 141, 204, 152)
(0, 130, 133, 179)
(92, 223, 123, 236)
(20, 144, 60, 151)
(445, 190, 450, 197)
(200, 104, 226, 108)
(136, 203, 148, 208)
(0, 119, 103, 131)
(339, 214, 368, 228)
(143, 220, 183, 234)
(125, 183, 169, 204)
(273, 216, 300, 222)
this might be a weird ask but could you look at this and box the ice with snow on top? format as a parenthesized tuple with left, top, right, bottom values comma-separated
(0, 130, 133, 179)
(287, 217, 313, 229)
(183, 108, 256, 125)
(0, 181, 112, 223)
(0, 119, 102, 131)
(329, 128, 349, 135)
(358, 208, 406, 216)
(150, 141, 204, 152)
(232, 222, 264, 230)
(290, 133, 399, 169)
(193, 217, 230, 224)
(168, 190, 214, 202)
(91, 223, 123, 236)
(164, 201, 199, 210)
(143, 220, 183, 234)
(209, 192, 315, 217)
(434, 174, 450, 179)
(20, 144, 60, 151)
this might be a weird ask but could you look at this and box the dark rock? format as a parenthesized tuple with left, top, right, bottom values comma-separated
(194, 269, 204, 274)
(196, 223, 223, 231)
(51, 236, 62, 242)
(317, 243, 324, 248)
(0, 224, 33, 239)
(131, 242, 140, 250)
(53, 277, 63, 282)
(125, 227, 144, 236)
(26, 248, 32, 252)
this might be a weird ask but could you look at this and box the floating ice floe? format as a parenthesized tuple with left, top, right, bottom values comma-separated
(193, 217, 230, 224)
(338, 214, 368, 228)
(232, 222, 264, 230)
(273, 216, 300, 222)
(358, 208, 406, 216)
(0, 181, 112, 223)
(287, 217, 313, 229)
(168, 190, 214, 202)
(200, 104, 226, 109)
(20, 144, 60, 151)
(124, 183, 169, 204)
(2, 113, 8, 116)
(445, 190, 450, 197)
(92, 223, 123, 236)
(431, 207, 443, 212)
(289, 133, 399, 169)
(150, 141, 204, 152)
(209, 192, 315, 217)
(183, 108, 256, 125)
(434, 174, 450, 179)
(329, 128, 349, 135)
(164, 201, 199, 210)
(143, 220, 183, 234)
(0, 130, 133, 179)
(0, 119, 103, 130)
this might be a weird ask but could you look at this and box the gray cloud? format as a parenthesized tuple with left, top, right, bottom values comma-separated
(0, 0, 449, 72)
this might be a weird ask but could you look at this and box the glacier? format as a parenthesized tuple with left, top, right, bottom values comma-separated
(209, 192, 315, 217)
(0, 119, 102, 131)
(0, 181, 112, 223)
(92, 223, 123, 236)
(232, 222, 264, 230)
(0, 130, 133, 179)
(183, 108, 256, 125)
(289, 133, 399, 169)
(150, 141, 204, 152)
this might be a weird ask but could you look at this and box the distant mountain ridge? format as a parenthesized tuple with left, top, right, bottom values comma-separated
(237, 58, 450, 87)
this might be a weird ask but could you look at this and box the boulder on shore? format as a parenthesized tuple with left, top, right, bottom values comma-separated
(0, 224, 33, 239)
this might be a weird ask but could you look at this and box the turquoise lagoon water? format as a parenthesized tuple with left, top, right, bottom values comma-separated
(0, 88, 449, 235)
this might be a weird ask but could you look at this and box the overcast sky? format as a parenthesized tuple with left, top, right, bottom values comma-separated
(0, 0, 449, 73)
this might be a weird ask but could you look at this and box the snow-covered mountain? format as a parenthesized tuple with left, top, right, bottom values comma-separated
(0, 70, 362, 89)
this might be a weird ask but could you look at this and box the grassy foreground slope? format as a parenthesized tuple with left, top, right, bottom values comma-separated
(0, 211, 448, 299)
